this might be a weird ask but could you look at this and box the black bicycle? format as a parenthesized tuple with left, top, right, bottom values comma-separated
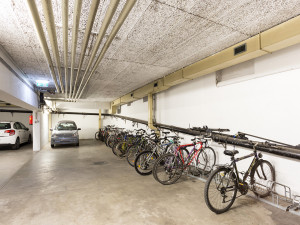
(204, 143, 275, 214)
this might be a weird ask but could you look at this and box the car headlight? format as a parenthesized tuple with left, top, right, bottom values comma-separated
(52, 134, 57, 138)
(73, 133, 78, 137)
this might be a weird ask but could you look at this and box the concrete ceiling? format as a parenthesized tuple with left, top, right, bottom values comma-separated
(0, 0, 300, 102)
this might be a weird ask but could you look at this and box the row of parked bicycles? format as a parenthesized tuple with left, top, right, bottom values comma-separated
(95, 125, 275, 214)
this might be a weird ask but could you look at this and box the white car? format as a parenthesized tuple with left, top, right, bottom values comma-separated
(0, 121, 31, 149)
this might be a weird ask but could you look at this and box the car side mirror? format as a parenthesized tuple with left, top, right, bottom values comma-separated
(78, 128, 81, 130)
(50, 128, 53, 131)
(25, 128, 29, 131)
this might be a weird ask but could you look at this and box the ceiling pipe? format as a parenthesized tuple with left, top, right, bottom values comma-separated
(41, 0, 65, 93)
(69, 0, 83, 99)
(26, 0, 60, 93)
(71, 0, 101, 99)
(73, 0, 120, 100)
(76, 0, 137, 100)
(62, 0, 69, 98)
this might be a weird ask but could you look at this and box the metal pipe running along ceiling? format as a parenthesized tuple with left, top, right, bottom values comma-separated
(71, 0, 101, 100)
(26, 0, 136, 100)
(41, 0, 64, 93)
(26, 0, 61, 93)
(75, 0, 137, 101)
(73, 0, 121, 101)
(69, 0, 83, 99)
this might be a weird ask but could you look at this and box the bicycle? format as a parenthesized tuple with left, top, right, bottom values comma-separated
(152, 137, 216, 185)
(134, 133, 180, 176)
(204, 142, 275, 214)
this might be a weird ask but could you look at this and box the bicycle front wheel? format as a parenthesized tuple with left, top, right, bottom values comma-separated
(126, 145, 141, 167)
(196, 147, 216, 175)
(250, 160, 275, 198)
(152, 153, 183, 185)
(134, 150, 157, 176)
(204, 167, 237, 214)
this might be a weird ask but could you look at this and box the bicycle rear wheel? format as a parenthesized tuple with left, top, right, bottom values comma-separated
(134, 150, 157, 176)
(152, 153, 183, 185)
(204, 167, 237, 214)
(250, 160, 275, 197)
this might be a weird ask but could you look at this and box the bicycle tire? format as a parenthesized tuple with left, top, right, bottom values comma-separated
(196, 147, 216, 175)
(95, 131, 100, 140)
(134, 150, 158, 176)
(204, 167, 238, 214)
(152, 153, 183, 185)
(250, 159, 275, 198)
(126, 145, 141, 167)
(113, 142, 128, 158)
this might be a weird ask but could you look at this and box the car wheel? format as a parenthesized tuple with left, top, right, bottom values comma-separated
(51, 144, 55, 148)
(76, 142, 79, 146)
(28, 135, 32, 144)
(12, 138, 20, 150)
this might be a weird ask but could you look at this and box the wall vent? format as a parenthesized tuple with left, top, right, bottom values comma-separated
(234, 43, 247, 55)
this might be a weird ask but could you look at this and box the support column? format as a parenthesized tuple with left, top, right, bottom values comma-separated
(99, 109, 101, 129)
(48, 112, 52, 142)
(33, 111, 41, 151)
(148, 93, 158, 133)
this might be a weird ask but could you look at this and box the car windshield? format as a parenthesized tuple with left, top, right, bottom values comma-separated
(56, 122, 77, 131)
(0, 123, 11, 129)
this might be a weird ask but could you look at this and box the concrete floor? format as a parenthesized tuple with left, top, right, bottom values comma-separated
(0, 143, 33, 189)
(0, 140, 299, 225)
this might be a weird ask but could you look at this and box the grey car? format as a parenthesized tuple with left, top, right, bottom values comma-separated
(50, 120, 81, 148)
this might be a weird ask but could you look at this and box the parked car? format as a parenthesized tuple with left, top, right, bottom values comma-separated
(50, 120, 81, 148)
(0, 121, 31, 149)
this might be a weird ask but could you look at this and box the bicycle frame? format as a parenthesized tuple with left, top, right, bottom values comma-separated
(229, 150, 259, 184)
(175, 141, 203, 169)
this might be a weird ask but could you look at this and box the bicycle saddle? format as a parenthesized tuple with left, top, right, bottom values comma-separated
(224, 150, 239, 156)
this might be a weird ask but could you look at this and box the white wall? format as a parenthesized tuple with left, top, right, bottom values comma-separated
(103, 44, 300, 196)
(51, 111, 99, 140)
(0, 47, 39, 110)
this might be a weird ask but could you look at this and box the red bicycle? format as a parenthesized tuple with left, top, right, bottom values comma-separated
(152, 137, 216, 185)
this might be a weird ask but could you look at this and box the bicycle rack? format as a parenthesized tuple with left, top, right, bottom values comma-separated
(188, 173, 300, 217)
(249, 181, 300, 216)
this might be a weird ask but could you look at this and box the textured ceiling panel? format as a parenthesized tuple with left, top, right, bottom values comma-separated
(0, 0, 300, 102)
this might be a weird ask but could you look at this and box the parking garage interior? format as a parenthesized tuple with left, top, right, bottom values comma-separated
(0, 0, 300, 224)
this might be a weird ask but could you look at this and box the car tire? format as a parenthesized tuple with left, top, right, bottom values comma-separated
(51, 144, 54, 148)
(28, 135, 32, 144)
(12, 138, 20, 150)
(76, 142, 79, 146)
